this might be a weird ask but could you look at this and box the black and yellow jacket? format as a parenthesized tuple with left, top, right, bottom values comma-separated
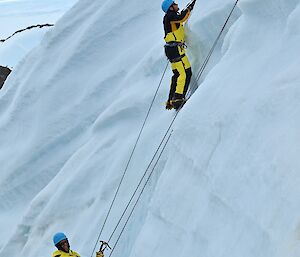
(52, 250, 80, 257)
(163, 9, 191, 43)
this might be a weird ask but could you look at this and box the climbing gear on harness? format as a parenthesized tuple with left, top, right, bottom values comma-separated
(162, 0, 174, 13)
(164, 42, 187, 62)
(165, 42, 187, 53)
(164, 41, 188, 62)
(53, 232, 67, 246)
(164, 42, 187, 48)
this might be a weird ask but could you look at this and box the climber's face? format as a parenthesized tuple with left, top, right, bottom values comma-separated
(171, 2, 179, 11)
(60, 239, 70, 252)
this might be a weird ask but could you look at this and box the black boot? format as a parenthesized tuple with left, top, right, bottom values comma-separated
(165, 100, 174, 110)
(171, 94, 186, 110)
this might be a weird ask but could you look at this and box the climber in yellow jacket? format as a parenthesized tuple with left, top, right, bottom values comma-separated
(162, 0, 196, 110)
(52, 232, 104, 257)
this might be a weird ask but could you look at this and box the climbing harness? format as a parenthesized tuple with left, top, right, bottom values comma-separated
(93, 0, 240, 256)
(165, 42, 186, 48)
(164, 42, 188, 63)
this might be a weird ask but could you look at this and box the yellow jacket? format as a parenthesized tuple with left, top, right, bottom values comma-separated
(163, 9, 191, 43)
(52, 250, 80, 257)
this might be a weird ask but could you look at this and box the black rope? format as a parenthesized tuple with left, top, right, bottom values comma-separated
(0, 24, 54, 43)
(90, 61, 169, 257)
(106, 116, 176, 243)
(108, 131, 173, 257)
(105, 0, 240, 255)
(103, 112, 178, 253)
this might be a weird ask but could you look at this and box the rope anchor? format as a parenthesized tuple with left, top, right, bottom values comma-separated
(99, 240, 111, 254)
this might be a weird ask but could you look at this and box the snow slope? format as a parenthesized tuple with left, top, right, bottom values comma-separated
(1, 0, 300, 256)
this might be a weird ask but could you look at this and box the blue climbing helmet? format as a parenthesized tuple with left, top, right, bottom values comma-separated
(53, 232, 67, 246)
(162, 0, 174, 13)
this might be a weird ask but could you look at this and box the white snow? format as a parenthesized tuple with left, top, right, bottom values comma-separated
(0, 0, 77, 67)
(1, 0, 300, 257)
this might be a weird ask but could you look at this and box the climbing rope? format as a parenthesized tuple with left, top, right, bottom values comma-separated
(106, 124, 174, 244)
(108, 131, 173, 257)
(90, 61, 169, 257)
(102, 89, 179, 257)
(101, 0, 240, 255)
(0, 24, 54, 43)
(95, 111, 177, 256)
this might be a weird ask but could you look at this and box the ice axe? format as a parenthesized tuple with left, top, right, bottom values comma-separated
(186, 0, 197, 11)
(98, 240, 111, 254)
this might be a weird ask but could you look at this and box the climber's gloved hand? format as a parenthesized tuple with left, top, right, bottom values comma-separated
(187, 0, 196, 11)
(96, 251, 104, 257)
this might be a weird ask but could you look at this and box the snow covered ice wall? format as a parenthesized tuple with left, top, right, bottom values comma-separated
(130, 0, 300, 257)
(1, 0, 300, 257)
